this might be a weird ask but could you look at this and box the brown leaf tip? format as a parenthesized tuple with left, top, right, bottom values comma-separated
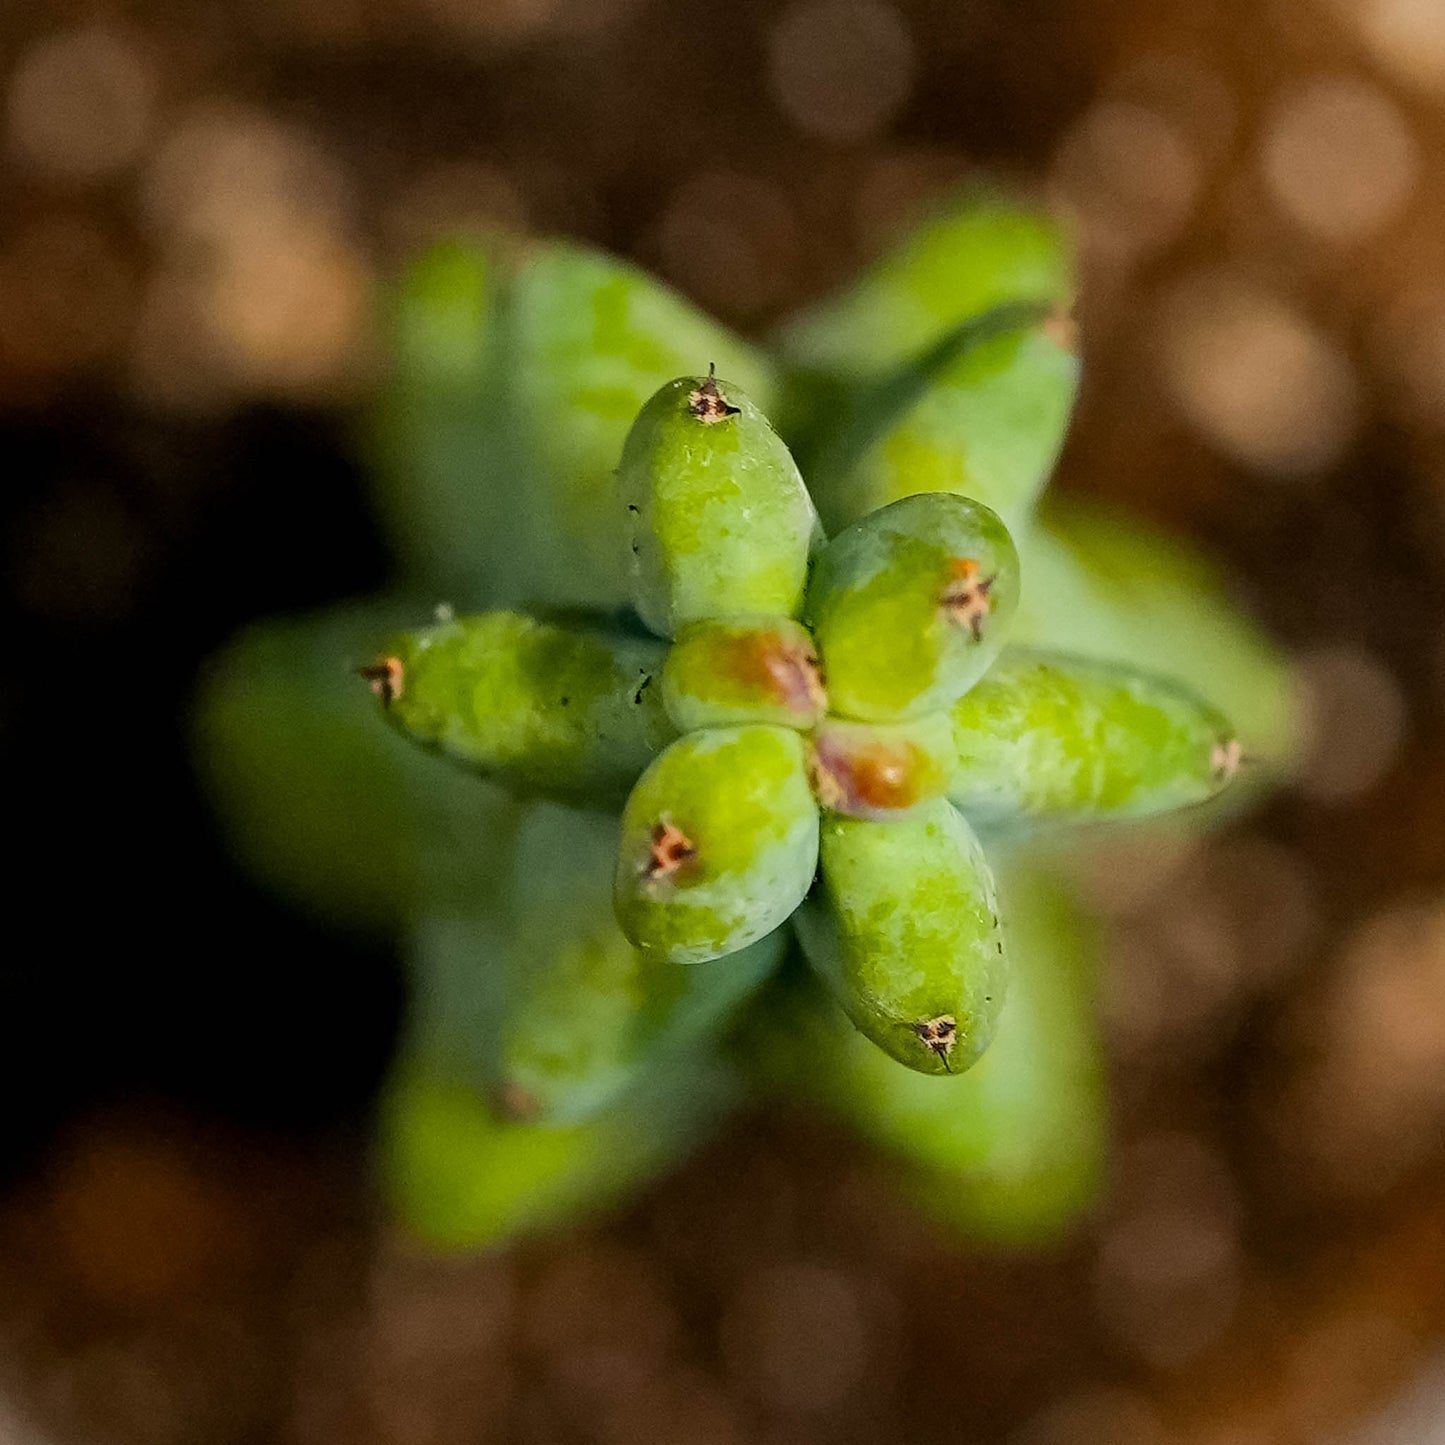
(646, 818, 698, 882)
(913, 1015, 957, 1070)
(688, 367, 741, 424)
(1043, 301, 1079, 352)
(1211, 737, 1243, 785)
(500, 1082, 540, 1122)
(940, 558, 995, 640)
(360, 656, 404, 707)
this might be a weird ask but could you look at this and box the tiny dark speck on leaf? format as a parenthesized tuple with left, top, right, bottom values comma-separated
(627, 504, 640, 515)
(560, 696, 570, 706)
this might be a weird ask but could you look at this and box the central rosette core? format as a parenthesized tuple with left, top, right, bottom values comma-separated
(658, 615, 973, 823)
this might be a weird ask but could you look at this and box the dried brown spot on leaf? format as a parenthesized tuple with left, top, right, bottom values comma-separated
(1211, 736, 1244, 785)
(913, 1015, 957, 1070)
(940, 557, 994, 640)
(688, 364, 740, 424)
(360, 655, 404, 706)
(646, 818, 698, 882)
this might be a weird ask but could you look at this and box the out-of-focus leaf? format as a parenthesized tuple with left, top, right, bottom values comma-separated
(898, 857, 1106, 1242)
(787, 301, 1078, 536)
(505, 245, 777, 610)
(403, 801, 784, 1125)
(747, 858, 1105, 1245)
(370, 240, 509, 611)
(833, 324, 1076, 536)
(370, 237, 776, 612)
(1015, 501, 1299, 767)
(378, 1051, 741, 1251)
(775, 189, 1074, 382)
(191, 598, 518, 936)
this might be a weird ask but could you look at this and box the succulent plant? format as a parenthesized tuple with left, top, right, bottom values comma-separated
(193, 190, 1296, 1251)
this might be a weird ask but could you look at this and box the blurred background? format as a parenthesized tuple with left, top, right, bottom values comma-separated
(8, 0, 1445, 1440)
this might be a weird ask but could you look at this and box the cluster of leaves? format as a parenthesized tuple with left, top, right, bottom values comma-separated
(194, 193, 1295, 1249)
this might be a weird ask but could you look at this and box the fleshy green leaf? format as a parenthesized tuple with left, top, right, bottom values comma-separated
(379, 1052, 741, 1251)
(948, 647, 1239, 826)
(375, 610, 675, 809)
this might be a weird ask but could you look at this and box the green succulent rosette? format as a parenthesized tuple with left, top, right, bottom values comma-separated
(193, 189, 1297, 1250)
